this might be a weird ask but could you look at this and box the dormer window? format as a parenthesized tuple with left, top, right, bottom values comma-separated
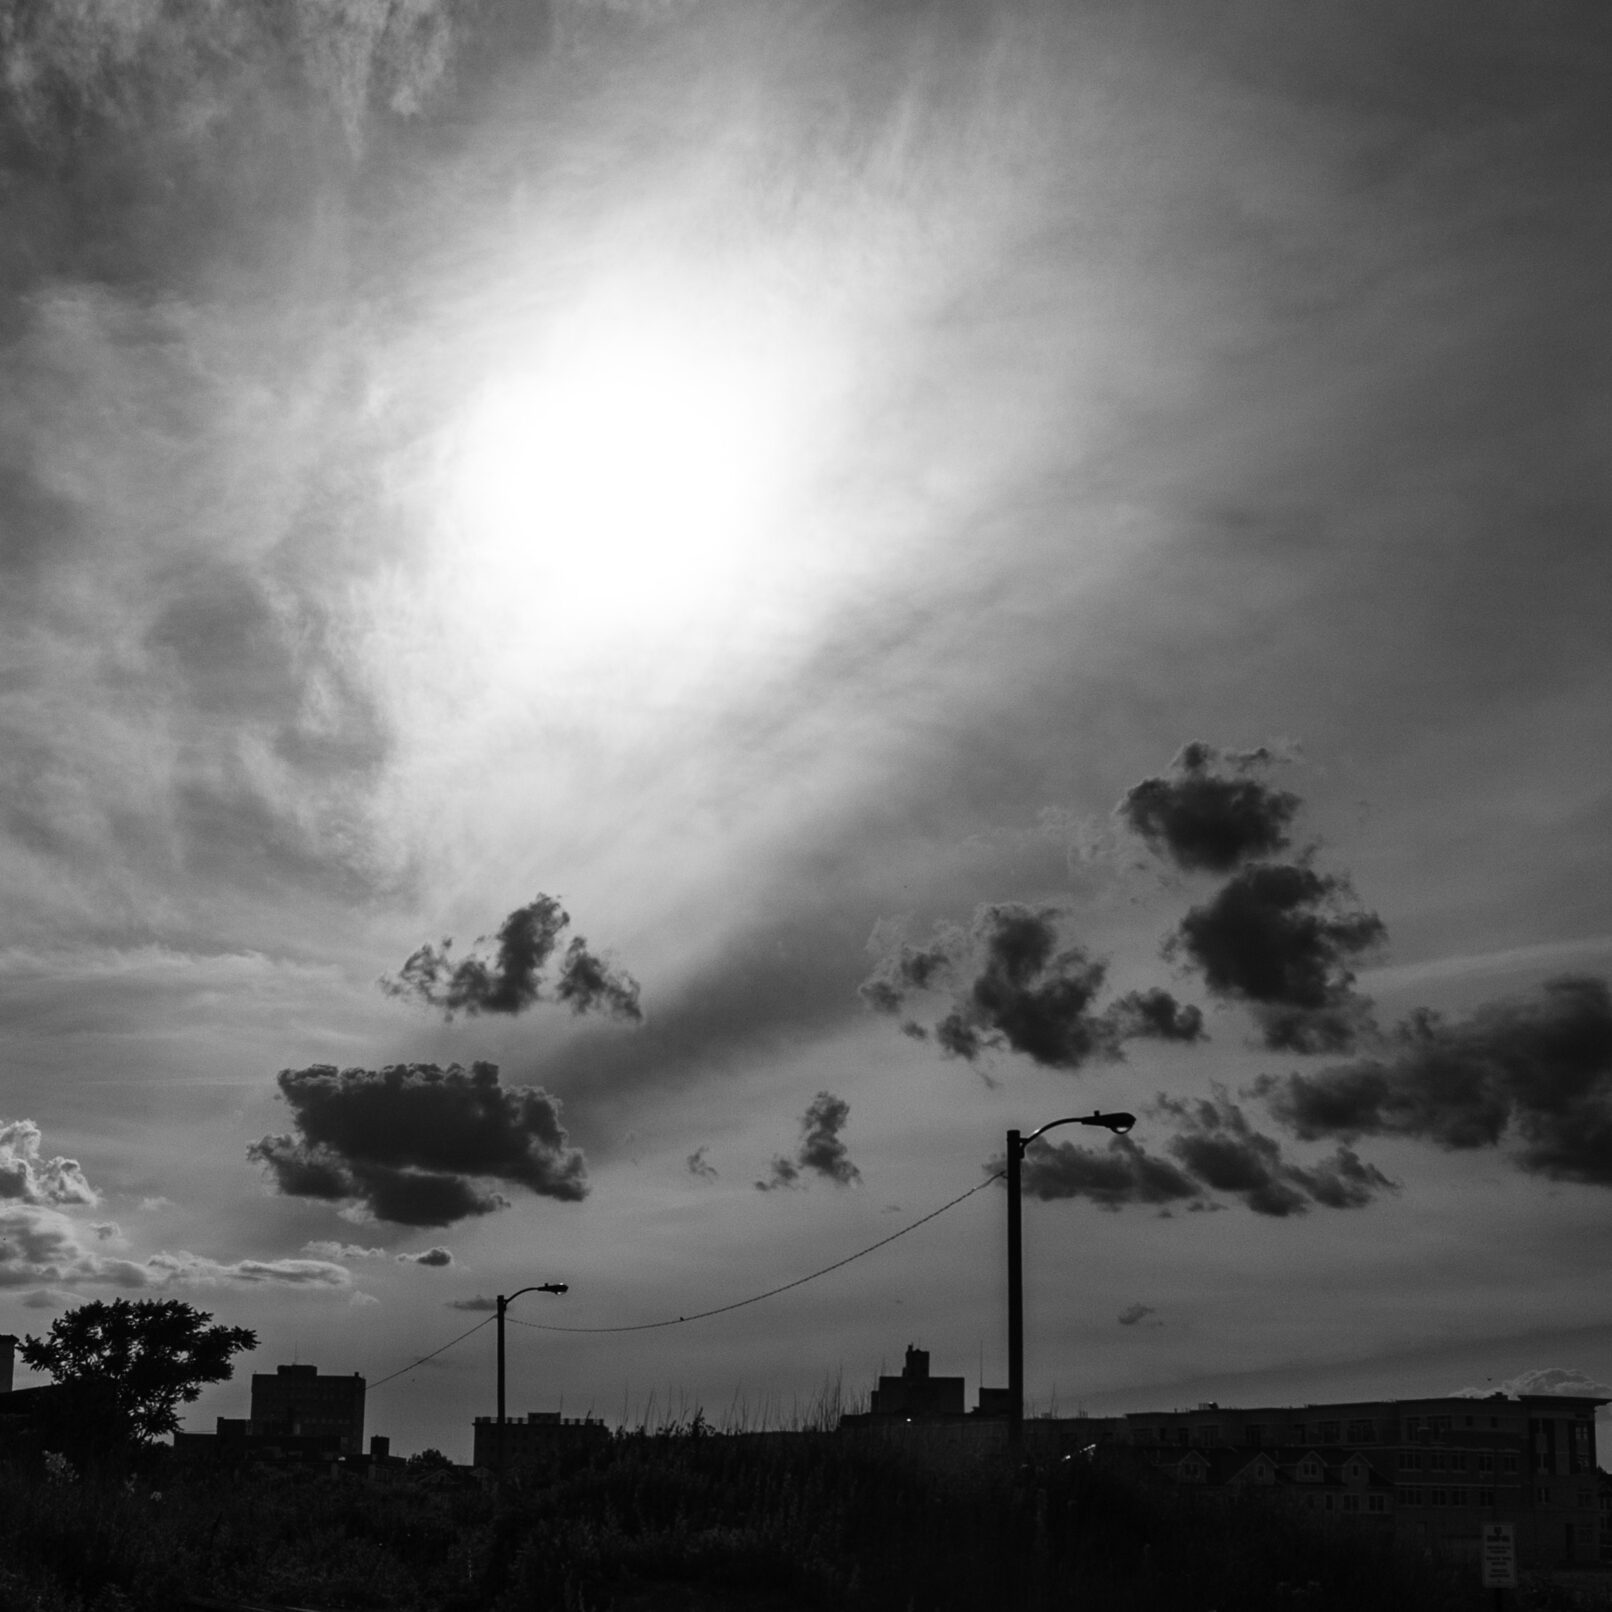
(1300, 1459, 1324, 1482)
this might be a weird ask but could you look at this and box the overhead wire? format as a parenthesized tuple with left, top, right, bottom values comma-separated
(364, 1167, 1004, 1386)
(510, 1169, 1007, 1335)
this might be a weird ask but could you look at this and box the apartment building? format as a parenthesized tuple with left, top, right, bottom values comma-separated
(1119, 1392, 1605, 1568)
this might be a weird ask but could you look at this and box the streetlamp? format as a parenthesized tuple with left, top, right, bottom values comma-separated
(496, 1283, 569, 1472)
(1006, 1111, 1136, 1451)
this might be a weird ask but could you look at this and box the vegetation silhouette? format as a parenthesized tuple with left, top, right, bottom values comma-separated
(21, 1298, 256, 1447)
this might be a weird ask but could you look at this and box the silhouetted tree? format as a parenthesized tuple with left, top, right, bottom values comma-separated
(21, 1298, 257, 1446)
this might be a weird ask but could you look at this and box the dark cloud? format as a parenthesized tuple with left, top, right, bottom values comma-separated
(1007, 1134, 1202, 1211)
(996, 1087, 1396, 1217)
(864, 904, 1205, 1070)
(397, 1246, 453, 1267)
(686, 1146, 718, 1182)
(1118, 743, 1300, 873)
(756, 1091, 861, 1191)
(1117, 1303, 1160, 1327)
(248, 1061, 587, 1228)
(1101, 988, 1207, 1046)
(1156, 1090, 1398, 1218)
(381, 895, 641, 1023)
(1167, 863, 1384, 1052)
(446, 1294, 498, 1312)
(1253, 976, 1612, 1186)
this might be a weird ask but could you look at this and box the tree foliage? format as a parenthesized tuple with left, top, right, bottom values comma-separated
(20, 1298, 257, 1445)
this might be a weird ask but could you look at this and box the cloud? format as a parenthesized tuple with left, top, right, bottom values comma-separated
(381, 895, 642, 1023)
(144, 1252, 351, 1288)
(1155, 1089, 1399, 1218)
(863, 904, 1204, 1069)
(686, 1145, 718, 1182)
(1252, 975, 1612, 1186)
(757, 1091, 861, 1191)
(1008, 1135, 1202, 1212)
(446, 1294, 498, 1312)
(249, 1061, 587, 1227)
(0, 1120, 100, 1207)
(1167, 863, 1384, 1052)
(1450, 1368, 1612, 1402)
(398, 1246, 453, 1267)
(998, 1088, 1397, 1217)
(0, 1204, 353, 1291)
(1117, 1303, 1161, 1327)
(1117, 742, 1300, 874)
(755, 1155, 802, 1193)
(90, 1222, 120, 1241)
(304, 1240, 387, 1260)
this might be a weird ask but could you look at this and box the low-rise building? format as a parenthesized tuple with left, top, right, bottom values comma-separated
(471, 1410, 610, 1469)
(250, 1364, 366, 1455)
(1118, 1393, 1605, 1569)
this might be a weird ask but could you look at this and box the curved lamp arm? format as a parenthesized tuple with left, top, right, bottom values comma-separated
(501, 1283, 569, 1309)
(1015, 1110, 1136, 1156)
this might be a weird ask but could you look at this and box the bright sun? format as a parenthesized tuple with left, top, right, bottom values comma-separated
(449, 290, 811, 657)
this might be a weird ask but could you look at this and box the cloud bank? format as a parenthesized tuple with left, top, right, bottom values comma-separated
(1253, 975, 1612, 1186)
(249, 1061, 587, 1226)
(1002, 1086, 1398, 1219)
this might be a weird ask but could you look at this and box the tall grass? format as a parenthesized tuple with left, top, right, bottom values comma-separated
(0, 1430, 1556, 1612)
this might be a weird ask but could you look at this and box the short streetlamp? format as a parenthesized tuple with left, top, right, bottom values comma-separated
(1006, 1112, 1136, 1451)
(496, 1283, 569, 1472)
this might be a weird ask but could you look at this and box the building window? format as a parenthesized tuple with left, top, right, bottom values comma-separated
(1246, 1424, 1265, 1448)
(1478, 1489, 1496, 1506)
(1502, 1455, 1519, 1475)
(1428, 1452, 1447, 1471)
(1367, 1494, 1388, 1514)
(1347, 1419, 1375, 1443)
(1396, 1486, 1421, 1506)
(1429, 1489, 1448, 1507)
(1462, 1416, 1473, 1428)
(1578, 1490, 1593, 1508)
(1342, 1494, 1360, 1512)
(1449, 1488, 1467, 1507)
(1432, 1417, 1451, 1434)
(1319, 1421, 1341, 1444)
(1571, 1424, 1592, 1474)
(1538, 1487, 1552, 1505)
(1301, 1461, 1323, 1482)
(1401, 1452, 1423, 1472)
(1477, 1453, 1495, 1474)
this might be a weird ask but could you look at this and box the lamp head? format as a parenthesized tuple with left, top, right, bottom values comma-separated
(1095, 1111, 1137, 1136)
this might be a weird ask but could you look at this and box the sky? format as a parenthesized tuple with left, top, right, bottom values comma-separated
(2, 0, 1611, 1462)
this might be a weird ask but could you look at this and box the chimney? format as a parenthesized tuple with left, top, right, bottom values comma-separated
(0, 1335, 16, 1394)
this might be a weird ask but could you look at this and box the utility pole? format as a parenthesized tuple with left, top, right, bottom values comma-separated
(1005, 1114, 1136, 1456)
(495, 1283, 569, 1473)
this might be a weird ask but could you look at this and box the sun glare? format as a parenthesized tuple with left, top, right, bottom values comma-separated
(449, 291, 812, 662)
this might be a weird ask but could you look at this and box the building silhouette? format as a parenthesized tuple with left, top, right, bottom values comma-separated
(866, 1346, 966, 1419)
(840, 1346, 1605, 1569)
(1119, 1393, 1606, 1569)
(249, 1363, 366, 1455)
(471, 1410, 609, 1468)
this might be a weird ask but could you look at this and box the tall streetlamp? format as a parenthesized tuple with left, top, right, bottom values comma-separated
(1006, 1111, 1136, 1452)
(496, 1283, 569, 1472)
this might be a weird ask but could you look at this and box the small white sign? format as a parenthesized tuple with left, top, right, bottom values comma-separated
(1481, 1522, 1517, 1589)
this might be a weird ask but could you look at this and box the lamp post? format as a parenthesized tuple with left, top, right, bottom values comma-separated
(1006, 1111, 1136, 1453)
(496, 1282, 569, 1472)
